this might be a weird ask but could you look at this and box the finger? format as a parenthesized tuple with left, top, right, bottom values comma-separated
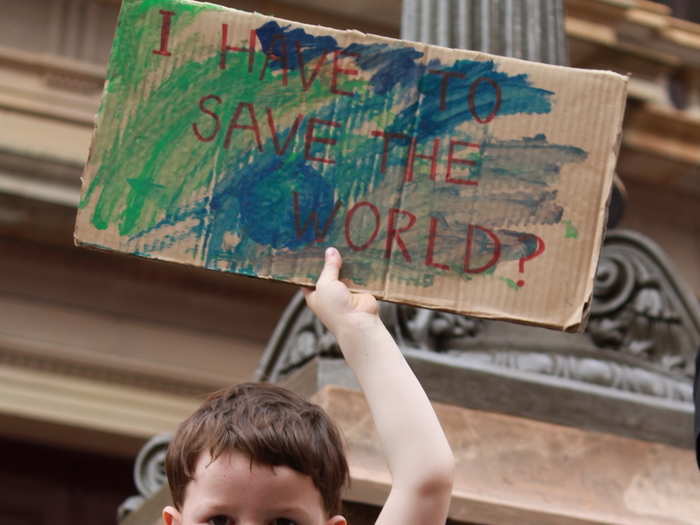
(301, 286, 313, 299)
(316, 246, 341, 285)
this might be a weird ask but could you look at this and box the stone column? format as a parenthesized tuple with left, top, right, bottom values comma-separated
(401, 0, 568, 65)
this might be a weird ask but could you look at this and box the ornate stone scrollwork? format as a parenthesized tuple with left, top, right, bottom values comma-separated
(448, 350, 692, 402)
(588, 244, 690, 377)
(592, 253, 637, 315)
(117, 433, 172, 522)
(392, 304, 481, 351)
(258, 231, 699, 408)
(256, 293, 343, 383)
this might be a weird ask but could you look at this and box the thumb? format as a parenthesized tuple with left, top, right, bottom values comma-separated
(316, 247, 342, 286)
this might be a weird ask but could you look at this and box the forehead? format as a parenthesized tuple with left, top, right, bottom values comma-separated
(183, 450, 325, 517)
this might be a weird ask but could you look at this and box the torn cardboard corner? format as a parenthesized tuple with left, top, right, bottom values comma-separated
(74, 0, 628, 331)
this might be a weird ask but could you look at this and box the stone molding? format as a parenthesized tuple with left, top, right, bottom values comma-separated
(0, 282, 265, 456)
(257, 230, 698, 446)
(0, 287, 262, 398)
(0, 358, 199, 457)
(0, 44, 103, 125)
(0, 335, 218, 398)
(320, 386, 699, 525)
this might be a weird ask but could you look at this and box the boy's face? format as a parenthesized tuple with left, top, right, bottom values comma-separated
(162, 450, 346, 525)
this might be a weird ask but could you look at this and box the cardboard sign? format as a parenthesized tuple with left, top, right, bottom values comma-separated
(75, 0, 628, 330)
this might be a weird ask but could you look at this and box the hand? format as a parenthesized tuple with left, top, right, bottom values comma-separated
(302, 247, 379, 337)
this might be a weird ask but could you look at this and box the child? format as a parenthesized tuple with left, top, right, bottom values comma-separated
(162, 247, 455, 525)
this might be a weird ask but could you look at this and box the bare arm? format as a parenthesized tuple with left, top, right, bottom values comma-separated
(303, 247, 454, 525)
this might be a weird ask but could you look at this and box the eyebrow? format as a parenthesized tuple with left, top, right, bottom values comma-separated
(191, 502, 228, 515)
(191, 502, 312, 521)
(270, 506, 313, 521)
(189, 497, 236, 515)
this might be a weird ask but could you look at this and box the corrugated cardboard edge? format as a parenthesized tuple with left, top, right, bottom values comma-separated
(562, 74, 629, 333)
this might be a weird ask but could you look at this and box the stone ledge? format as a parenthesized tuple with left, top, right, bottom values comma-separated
(313, 385, 699, 525)
(0, 361, 199, 457)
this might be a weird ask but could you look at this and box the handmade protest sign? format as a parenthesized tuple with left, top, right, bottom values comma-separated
(75, 0, 628, 330)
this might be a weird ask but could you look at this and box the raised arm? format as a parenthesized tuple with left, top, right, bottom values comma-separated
(303, 247, 454, 525)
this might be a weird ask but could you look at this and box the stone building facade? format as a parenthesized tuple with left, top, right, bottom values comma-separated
(0, 1, 698, 524)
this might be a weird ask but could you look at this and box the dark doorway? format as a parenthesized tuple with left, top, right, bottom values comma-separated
(0, 435, 134, 525)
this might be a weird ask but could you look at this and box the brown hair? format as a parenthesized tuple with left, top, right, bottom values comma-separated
(165, 382, 349, 515)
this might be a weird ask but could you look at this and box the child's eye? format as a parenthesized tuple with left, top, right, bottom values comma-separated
(273, 519, 297, 525)
(208, 516, 232, 525)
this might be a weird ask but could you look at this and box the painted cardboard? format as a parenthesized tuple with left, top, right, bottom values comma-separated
(74, 0, 628, 330)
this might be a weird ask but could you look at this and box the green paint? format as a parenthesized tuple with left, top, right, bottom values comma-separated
(82, 0, 212, 211)
(80, 1, 590, 296)
(500, 277, 520, 290)
(563, 219, 578, 239)
(84, 12, 350, 236)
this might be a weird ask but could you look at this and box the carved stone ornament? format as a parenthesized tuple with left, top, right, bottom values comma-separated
(118, 433, 171, 522)
(257, 230, 699, 445)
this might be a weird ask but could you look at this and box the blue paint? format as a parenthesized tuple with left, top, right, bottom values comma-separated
(255, 21, 339, 70)
(498, 230, 541, 259)
(388, 60, 553, 139)
(480, 134, 587, 186)
(210, 155, 337, 252)
(345, 43, 425, 94)
(255, 24, 426, 96)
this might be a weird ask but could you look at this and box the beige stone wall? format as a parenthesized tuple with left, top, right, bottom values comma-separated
(620, 180, 700, 295)
(0, 0, 697, 462)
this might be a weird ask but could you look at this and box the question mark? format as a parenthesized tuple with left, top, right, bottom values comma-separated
(516, 234, 545, 287)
